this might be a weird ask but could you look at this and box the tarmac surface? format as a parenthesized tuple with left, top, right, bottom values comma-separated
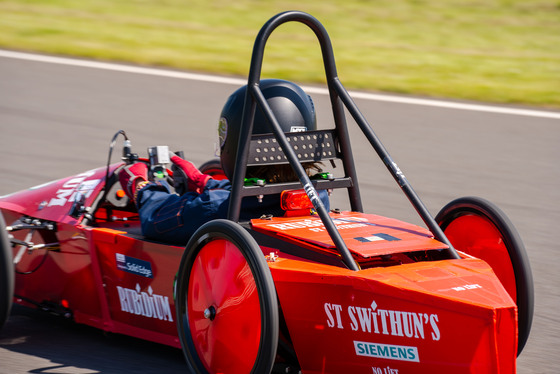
(0, 53, 558, 373)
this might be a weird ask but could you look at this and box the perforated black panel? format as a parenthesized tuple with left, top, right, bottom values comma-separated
(247, 130, 338, 166)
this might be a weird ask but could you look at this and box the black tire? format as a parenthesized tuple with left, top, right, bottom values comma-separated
(175, 219, 278, 373)
(0, 212, 14, 332)
(198, 159, 227, 180)
(435, 196, 534, 356)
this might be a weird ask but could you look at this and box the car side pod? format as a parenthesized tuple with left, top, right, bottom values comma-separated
(175, 219, 279, 374)
(0, 212, 14, 332)
(436, 196, 534, 356)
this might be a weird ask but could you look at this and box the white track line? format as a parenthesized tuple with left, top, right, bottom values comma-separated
(1, 49, 559, 120)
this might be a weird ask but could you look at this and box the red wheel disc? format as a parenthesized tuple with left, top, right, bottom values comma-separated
(187, 239, 262, 373)
(198, 159, 227, 180)
(203, 167, 228, 180)
(444, 214, 517, 302)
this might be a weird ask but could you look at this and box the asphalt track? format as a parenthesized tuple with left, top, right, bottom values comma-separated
(0, 52, 558, 373)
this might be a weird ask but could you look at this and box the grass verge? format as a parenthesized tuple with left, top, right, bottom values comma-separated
(0, 0, 559, 107)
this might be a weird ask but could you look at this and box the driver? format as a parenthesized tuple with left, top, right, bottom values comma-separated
(119, 79, 328, 244)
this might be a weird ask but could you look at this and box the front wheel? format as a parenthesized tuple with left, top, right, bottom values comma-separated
(0, 212, 14, 332)
(175, 219, 278, 373)
(435, 196, 534, 356)
(198, 159, 227, 180)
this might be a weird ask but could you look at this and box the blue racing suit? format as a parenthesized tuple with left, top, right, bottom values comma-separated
(136, 178, 330, 245)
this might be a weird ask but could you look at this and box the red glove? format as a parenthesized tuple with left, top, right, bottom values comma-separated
(170, 153, 211, 194)
(119, 162, 148, 202)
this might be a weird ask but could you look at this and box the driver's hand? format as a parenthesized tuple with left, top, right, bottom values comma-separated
(119, 163, 148, 202)
(169, 153, 211, 194)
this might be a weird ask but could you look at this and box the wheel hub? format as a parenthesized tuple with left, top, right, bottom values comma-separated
(204, 306, 216, 321)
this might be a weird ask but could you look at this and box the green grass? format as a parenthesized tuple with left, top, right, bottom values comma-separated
(1, 0, 559, 107)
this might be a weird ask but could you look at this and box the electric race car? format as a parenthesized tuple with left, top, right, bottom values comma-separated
(0, 11, 533, 374)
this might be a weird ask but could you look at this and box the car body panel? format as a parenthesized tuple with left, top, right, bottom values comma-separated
(0, 164, 519, 373)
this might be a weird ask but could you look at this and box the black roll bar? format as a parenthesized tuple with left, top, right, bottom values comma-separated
(332, 80, 460, 258)
(227, 11, 460, 268)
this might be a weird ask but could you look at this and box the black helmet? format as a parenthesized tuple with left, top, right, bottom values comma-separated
(218, 79, 316, 180)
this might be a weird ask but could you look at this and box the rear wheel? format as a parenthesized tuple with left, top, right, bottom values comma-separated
(435, 196, 533, 356)
(175, 219, 278, 373)
(0, 212, 14, 332)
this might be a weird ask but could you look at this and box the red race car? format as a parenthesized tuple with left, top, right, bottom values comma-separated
(0, 11, 533, 374)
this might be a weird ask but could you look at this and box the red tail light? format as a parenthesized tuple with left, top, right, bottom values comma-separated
(281, 189, 314, 211)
